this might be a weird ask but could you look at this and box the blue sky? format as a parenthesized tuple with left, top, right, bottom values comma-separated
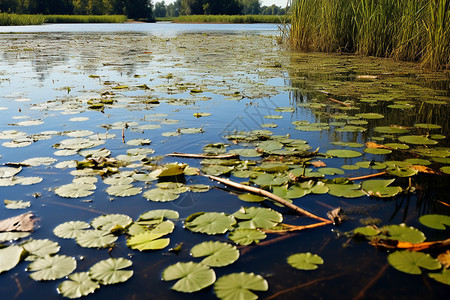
(160, 1, 289, 7)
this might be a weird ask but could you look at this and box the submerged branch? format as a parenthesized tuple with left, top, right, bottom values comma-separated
(206, 175, 332, 223)
(263, 221, 332, 233)
(370, 238, 450, 251)
(328, 97, 351, 107)
(353, 264, 389, 300)
(166, 152, 239, 159)
(348, 172, 387, 181)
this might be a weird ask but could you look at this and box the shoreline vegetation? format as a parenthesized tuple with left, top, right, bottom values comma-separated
(288, 0, 450, 71)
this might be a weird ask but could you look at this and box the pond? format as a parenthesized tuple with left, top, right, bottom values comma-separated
(0, 23, 449, 300)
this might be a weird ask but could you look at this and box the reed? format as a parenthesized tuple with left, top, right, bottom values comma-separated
(0, 13, 45, 25)
(174, 15, 288, 24)
(288, 0, 450, 70)
(44, 15, 128, 23)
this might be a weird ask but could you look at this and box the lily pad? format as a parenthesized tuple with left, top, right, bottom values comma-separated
(0, 245, 24, 274)
(185, 212, 236, 235)
(229, 148, 262, 157)
(419, 214, 450, 230)
(57, 272, 100, 299)
(143, 188, 179, 202)
(228, 228, 266, 245)
(326, 149, 362, 158)
(214, 272, 268, 300)
(54, 183, 96, 198)
(287, 252, 324, 270)
(353, 226, 380, 236)
(398, 135, 438, 145)
(4, 199, 31, 209)
(23, 239, 60, 259)
(355, 113, 384, 119)
(27, 255, 76, 281)
(380, 224, 426, 243)
(105, 184, 142, 197)
(232, 207, 282, 229)
(191, 241, 239, 267)
(387, 251, 441, 275)
(89, 258, 133, 285)
(238, 193, 265, 202)
(361, 179, 402, 198)
(364, 148, 392, 155)
(374, 127, 408, 134)
(76, 230, 118, 248)
(54, 221, 90, 239)
(127, 232, 170, 251)
(327, 183, 365, 198)
(91, 214, 132, 231)
(0, 166, 22, 178)
(428, 268, 450, 285)
(139, 209, 179, 220)
(162, 262, 216, 293)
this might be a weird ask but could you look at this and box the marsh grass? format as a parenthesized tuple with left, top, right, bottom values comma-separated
(44, 15, 128, 23)
(175, 15, 288, 24)
(288, 0, 450, 70)
(0, 13, 45, 25)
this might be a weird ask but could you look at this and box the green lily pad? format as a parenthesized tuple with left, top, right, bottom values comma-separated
(353, 226, 380, 236)
(54, 221, 90, 239)
(105, 184, 142, 197)
(317, 168, 345, 175)
(361, 179, 402, 198)
(0, 245, 24, 274)
(275, 107, 295, 112)
(162, 262, 216, 293)
(398, 135, 438, 145)
(185, 212, 236, 235)
(191, 241, 239, 267)
(0, 166, 22, 178)
(91, 214, 132, 231)
(54, 183, 96, 198)
(238, 193, 265, 202)
(354, 161, 386, 169)
(4, 199, 31, 209)
(143, 188, 180, 202)
(326, 149, 362, 158)
(214, 272, 268, 300)
(151, 163, 187, 177)
(127, 232, 170, 251)
(327, 183, 365, 198)
(440, 166, 450, 174)
(57, 272, 100, 299)
(419, 214, 450, 230)
(428, 268, 450, 285)
(188, 184, 210, 192)
(178, 127, 204, 134)
(139, 209, 179, 220)
(76, 230, 118, 248)
(414, 123, 441, 130)
(233, 207, 282, 229)
(228, 228, 266, 245)
(355, 113, 384, 119)
(126, 138, 151, 146)
(384, 143, 409, 150)
(364, 148, 392, 155)
(374, 127, 408, 134)
(380, 224, 426, 243)
(89, 258, 133, 285)
(27, 255, 76, 281)
(387, 251, 441, 275)
(287, 252, 324, 270)
(23, 239, 60, 260)
(0, 232, 31, 242)
(229, 148, 262, 157)
(404, 158, 431, 165)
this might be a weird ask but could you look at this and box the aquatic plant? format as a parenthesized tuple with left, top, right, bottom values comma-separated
(0, 13, 45, 25)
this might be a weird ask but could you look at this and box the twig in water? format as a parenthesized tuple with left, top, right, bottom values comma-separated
(166, 152, 239, 159)
(206, 175, 332, 223)
(13, 276, 23, 298)
(353, 264, 389, 300)
(348, 172, 387, 181)
(44, 200, 106, 215)
(328, 97, 351, 107)
(263, 221, 332, 234)
(122, 129, 125, 143)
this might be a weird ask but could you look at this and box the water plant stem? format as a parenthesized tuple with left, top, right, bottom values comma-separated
(166, 152, 239, 159)
(207, 175, 332, 222)
(348, 171, 387, 181)
(353, 264, 389, 300)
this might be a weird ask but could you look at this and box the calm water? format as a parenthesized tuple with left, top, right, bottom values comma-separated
(0, 23, 448, 300)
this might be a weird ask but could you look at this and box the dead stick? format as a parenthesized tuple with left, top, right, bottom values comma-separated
(266, 272, 347, 300)
(349, 171, 387, 181)
(13, 276, 23, 298)
(45, 200, 106, 215)
(328, 97, 351, 107)
(263, 221, 332, 233)
(207, 175, 331, 223)
(240, 232, 299, 256)
(166, 152, 239, 159)
(353, 264, 389, 300)
(121, 129, 125, 143)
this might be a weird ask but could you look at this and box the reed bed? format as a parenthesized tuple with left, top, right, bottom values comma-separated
(288, 0, 450, 70)
(175, 15, 289, 24)
(44, 15, 128, 23)
(0, 13, 45, 26)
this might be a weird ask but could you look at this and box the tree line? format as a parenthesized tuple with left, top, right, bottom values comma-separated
(0, 0, 154, 20)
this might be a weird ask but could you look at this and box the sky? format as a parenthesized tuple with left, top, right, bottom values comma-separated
(160, 1, 289, 7)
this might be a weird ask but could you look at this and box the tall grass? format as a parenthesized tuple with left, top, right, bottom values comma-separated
(0, 13, 45, 25)
(44, 15, 128, 23)
(175, 15, 288, 24)
(288, 0, 450, 70)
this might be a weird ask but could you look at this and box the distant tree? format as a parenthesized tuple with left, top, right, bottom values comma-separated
(154, 1, 166, 17)
(181, 0, 241, 15)
(166, 0, 180, 17)
(125, 0, 153, 20)
(239, 0, 260, 15)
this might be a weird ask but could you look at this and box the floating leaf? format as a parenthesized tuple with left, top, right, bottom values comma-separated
(143, 188, 179, 202)
(440, 166, 450, 174)
(89, 258, 133, 285)
(361, 179, 402, 198)
(139, 209, 179, 220)
(191, 241, 239, 267)
(178, 127, 204, 134)
(127, 232, 170, 251)
(105, 184, 142, 197)
(0, 166, 22, 178)
(428, 268, 450, 285)
(214, 272, 268, 300)
(229, 148, 262, 157)
(126, 139, 151, 146)
(387, 251, 441, 275)
(0, 245, 24, 274)
(193, 112, 211, 118)
(0, 232, 31, 242)
(228, 228, 266, 245)
(188, 184, 210, 193)
(185, 212, 236, 235)
(27, 255, 76, 281)
(287, 252, 324, 270)
(380, 224, 426, 243)
(353, 226, 380, 236)
(233, 207, 282, 229)
(398, 135, 438, 145)
(326, 149, 362, 158)
(76, 230, 118, 248)
(163, 262, 216, 293)
(355, 113, 384, 119)
(364, 148, 392, 155)
(238, 193, 265, 202)
(374, 127, 408, 134)
(54, 183, 96, 198)
(4, 199, 31, 209)
(151, 163, 187, 177)
(23, 239, 60, 259)
(54, 221, 90, 239)
(57, 272, 100, 299)
(327, 183, 365, 198)
(91, 214, 132, 231)
(419, 214, 450, 230)
(414, 123, 441, 130)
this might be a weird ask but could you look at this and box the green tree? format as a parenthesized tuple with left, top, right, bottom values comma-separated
(166, 0, 180, 16)
(239, 0, 260, 15)
(154, 1, 166, 17)
(126, 0, 153, 20)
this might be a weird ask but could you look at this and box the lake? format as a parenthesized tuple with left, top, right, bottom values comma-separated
(0, 23, 449, 299)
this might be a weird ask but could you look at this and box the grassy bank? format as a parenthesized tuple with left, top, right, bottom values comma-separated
(288, 0, 450, 70)
(175, 14, 289, 24)
(0, 13, 45, 25)
(0, 14, 128, 25)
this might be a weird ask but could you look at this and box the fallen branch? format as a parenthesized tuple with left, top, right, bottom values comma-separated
(369, 238, 450, 251)
(348, 171, 387, 181)
(166, 152, 239, 159)
(207, 175, 331, 223)
(44, 200, 107, 215)
(263, 221, 332, 234)
(353, 264, 389, 300)
(328, 97, 351, 107)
